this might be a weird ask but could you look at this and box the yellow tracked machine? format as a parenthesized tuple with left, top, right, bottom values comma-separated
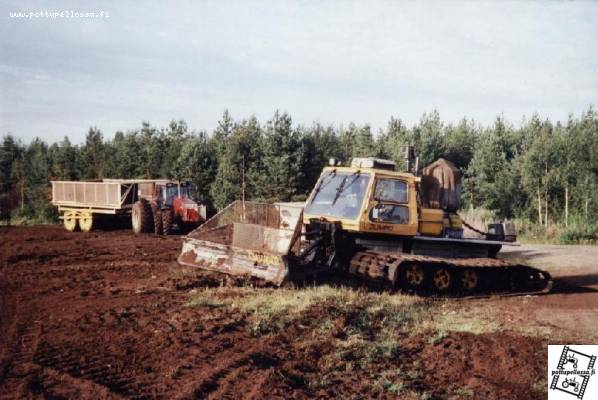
(178, 155, 552, 296)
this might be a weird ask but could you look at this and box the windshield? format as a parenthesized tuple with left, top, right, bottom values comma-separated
(164, 184, 189, 204)
(178, 185, 190, 198)
(304, 171, 371, 220)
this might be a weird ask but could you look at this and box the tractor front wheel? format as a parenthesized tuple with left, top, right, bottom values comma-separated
(161, 209, 173, 235)
(150, 202, 162, 235)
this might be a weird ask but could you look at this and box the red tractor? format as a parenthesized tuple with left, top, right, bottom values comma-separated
(132, 180, 205, 235)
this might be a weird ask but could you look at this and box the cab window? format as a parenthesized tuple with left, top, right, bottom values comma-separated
(370, 204, 409, 224)
(374, 179, 408, 203)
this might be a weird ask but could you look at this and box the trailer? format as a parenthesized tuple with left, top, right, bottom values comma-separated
(51, 179, 205, 233)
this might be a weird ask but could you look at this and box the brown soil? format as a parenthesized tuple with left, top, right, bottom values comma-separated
(1, 226, 594, 399)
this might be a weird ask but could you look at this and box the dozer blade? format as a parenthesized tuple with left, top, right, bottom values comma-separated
(177, 201, 303, 285)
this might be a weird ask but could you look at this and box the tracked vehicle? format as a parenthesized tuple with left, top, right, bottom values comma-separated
(178, 155, 552, 296)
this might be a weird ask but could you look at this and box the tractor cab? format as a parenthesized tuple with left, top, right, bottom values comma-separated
(148, 180, 206, 232)
(160, 181, 191, 206)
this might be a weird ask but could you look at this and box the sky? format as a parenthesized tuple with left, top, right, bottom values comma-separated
(1, 0, 597, 144)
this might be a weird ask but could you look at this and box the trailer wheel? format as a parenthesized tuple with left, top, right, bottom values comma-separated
(150, 202, 162, 235)
(79, 211, 94, 232)
(161, 208, 173, 235)
(132, 200, 152, 234)
(63, 211, 79, 232)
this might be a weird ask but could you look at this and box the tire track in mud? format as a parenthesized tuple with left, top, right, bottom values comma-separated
(0, 227, 186, 398)
(173, 342, 279, 400)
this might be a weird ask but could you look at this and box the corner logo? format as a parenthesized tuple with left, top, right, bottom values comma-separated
(549, 345, 597, 399)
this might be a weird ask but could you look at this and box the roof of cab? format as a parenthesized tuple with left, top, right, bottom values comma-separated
(321, 165, 416, 180)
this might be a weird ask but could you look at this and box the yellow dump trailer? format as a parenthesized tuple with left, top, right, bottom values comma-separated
(51, 179, 169, 232)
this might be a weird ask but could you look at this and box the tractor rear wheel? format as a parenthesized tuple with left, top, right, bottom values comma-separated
(161, 208, 173, 235)
(132, 200, 152, 234)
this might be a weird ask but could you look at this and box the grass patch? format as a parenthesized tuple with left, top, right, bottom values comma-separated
(186, 286, 563, 342)
(373, 369, 405, 395)
(461, 207, 597, 245)
(186, 285, 427, 337)
(420, 311, 502, 335)
(516, 216, 598, 245)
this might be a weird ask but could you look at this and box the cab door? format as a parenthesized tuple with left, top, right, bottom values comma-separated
(360, 175, 418, 236)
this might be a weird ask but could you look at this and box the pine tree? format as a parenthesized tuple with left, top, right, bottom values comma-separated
(22, 139, 55, 221)
(139, 122, 163, 179)
(413, 110, 445, 167)
(352, 125, 376, 158)
(212, 110, 234, 157)
(161, 119, 189, 178)
(464, 117, 522, 217)
(380, 117, 411, 170)
(0, 136, 24, 221)
(252, 111, 302, 202)
(52, 137, 79, 180)
(210, 117, 262, 209)
(172, 132, 218, 206)
(443, 118, 478, 171)
(79, 127, 106, 179)
(112, 131, 144, 178)
(297, 123, 340, 196)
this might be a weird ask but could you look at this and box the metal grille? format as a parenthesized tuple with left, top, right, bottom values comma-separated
(197, 201, 288, 232)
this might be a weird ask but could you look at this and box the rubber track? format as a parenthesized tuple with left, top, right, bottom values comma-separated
(348, 251, 553, 298)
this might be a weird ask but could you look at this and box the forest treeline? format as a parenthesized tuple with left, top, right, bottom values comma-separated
(1, 109, 597, 241)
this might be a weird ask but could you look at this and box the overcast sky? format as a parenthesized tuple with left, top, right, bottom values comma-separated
(1, 0, 597, 144)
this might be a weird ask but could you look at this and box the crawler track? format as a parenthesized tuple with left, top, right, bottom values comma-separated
(348, 251, 553, 297)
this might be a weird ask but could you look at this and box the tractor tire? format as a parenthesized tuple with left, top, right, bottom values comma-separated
(161, 208, 173, 235)
(132, 199, 153, 234)
(150, 202, 162, 235)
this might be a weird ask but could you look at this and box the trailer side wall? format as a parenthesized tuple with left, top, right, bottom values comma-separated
(51, 181, 123, 209)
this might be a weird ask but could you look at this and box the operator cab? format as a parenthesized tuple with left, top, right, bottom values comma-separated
(370, 178, 409, 224)
(303, 158, 418, 236)
(160, 181, 191, 206)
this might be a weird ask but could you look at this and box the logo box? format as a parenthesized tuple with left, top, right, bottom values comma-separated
(548, 345, 597, 400)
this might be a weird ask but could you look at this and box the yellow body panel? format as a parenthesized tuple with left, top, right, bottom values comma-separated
(418, 208, 444, 236)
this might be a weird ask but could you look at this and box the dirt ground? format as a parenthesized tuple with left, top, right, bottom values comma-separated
(1, 226, 597, 399)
